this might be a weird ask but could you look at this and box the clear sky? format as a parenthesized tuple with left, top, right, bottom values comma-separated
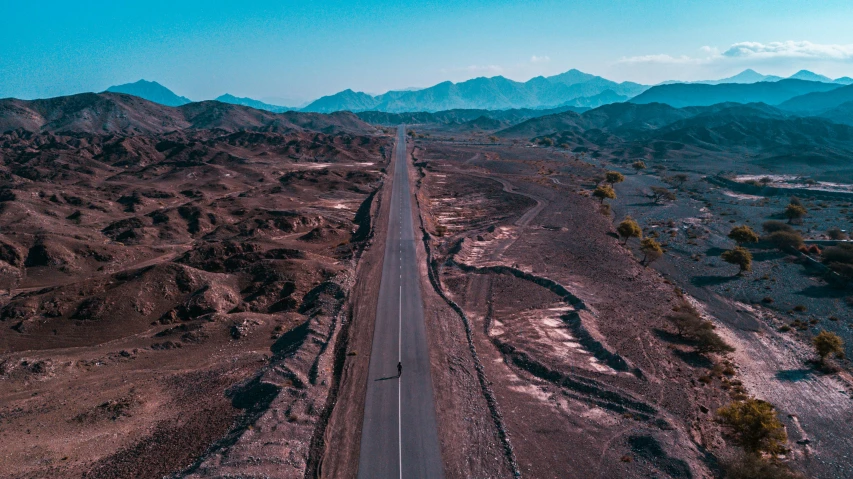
(3, 0, 853, 104)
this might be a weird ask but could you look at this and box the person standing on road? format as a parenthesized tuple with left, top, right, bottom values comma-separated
(397, 361, 402, 378)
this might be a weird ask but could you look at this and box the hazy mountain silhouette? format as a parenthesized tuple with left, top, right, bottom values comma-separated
(788, 70, 834, 83)
(0, 92, 374, 135)
(215, 94, 293, 113)
(495, 100, 853, 167)
(354, 105, 586, 126)
(105, 80, 192, 107)
(704, 69, 783, 84)
(630, 79, 841, 108)
(778, 84, 853, 114)
(819, 101, 853, 126)
(663, 69, 848, 86)
(302, 70, 648, 113)
(559, 90, 629, 108)
(497, 102, 697, 138)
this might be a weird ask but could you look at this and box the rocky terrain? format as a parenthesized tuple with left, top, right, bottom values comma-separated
(392, 105, 853, 478)
(0, 94, 391, 478)
(3, 87, 853, 479)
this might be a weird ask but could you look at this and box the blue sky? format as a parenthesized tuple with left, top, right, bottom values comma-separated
(3, 0, 853, 104)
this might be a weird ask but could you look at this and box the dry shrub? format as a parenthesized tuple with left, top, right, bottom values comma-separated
(718, 398, 787, 454)
(667, 302, 734, 354)
(764, 231, 804, 251)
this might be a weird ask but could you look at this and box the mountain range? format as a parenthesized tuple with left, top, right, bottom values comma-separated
(493, 100, 853, 169)
(0, 92, 374, 136)
(693, 69, 852, 85)
(213, 94, 293, 113)
(75, 69, 853, 117)
(5, 89, 853, 169)
(630, 79, 842, 108)
(300, 70, 647, 113)
(105, 80, 192, 107)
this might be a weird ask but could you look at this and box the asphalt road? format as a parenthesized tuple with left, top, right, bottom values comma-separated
(357, 126, 444, 478)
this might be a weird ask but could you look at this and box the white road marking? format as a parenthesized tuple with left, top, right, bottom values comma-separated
(398, 127, 404, 479)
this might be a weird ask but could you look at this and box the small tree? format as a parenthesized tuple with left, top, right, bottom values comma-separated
(668, 303, 734, 355)
(616, 217, 642, 245)
(785, 204, 807, 224)
(728, 225, 760, 246)
(717, 398, 787, 454)
(605, 171, 625, 184)
(665, 173, 689, 189)
(695, 328, 736, 354)
(668, 311, 708, 337)
(632, 160, 647, 173)
(813, 330, 844, 364)
(640, 238, 663, 266)
(722, 247, 752, 275)
(789, 196, 803, 207)
(759, 176, 772, 186)
(649, 186, 676, 204)
(593, 185, 616, 204)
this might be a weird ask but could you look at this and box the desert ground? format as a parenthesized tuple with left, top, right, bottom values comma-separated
(2, 94, 852, 479)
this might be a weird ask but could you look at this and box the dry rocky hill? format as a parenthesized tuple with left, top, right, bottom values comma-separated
(0, 93, 389, 478)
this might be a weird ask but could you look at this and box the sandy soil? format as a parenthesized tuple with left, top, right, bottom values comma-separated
(0, 121, 392, 478)
(409, 138, 749, 478)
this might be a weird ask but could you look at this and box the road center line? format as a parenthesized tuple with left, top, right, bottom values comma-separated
(398, 129, 404, 479)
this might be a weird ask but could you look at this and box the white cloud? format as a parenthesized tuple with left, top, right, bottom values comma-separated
(464, 64, 504, 73)
(530, 55, 551, 63)
(619, 41, 853, 67)
(722, 41, 853, 60)
(618, 53, 707, 65)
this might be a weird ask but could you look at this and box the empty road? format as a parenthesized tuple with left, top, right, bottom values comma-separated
(357, 126, 444, 478)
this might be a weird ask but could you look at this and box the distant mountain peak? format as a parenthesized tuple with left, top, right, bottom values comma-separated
(788, 70, 833, 83)
(105, 80, 191, 107)
(546, 69, 599, 86)
(214, 93, 292, 113)
(301, 69, 648, 113)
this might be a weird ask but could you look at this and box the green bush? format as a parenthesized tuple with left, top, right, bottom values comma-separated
(640, 237, 663, 265)
(605, 171, 625, 184)
(616, 217, 642, 244)
(729, 225, 760, 245)
(813, 330, 844, 363)
(722, 247, 753, 274)
(718, 398, 787, 454)
(593, 185, 616, 203)
(785, 204, 807, 224)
